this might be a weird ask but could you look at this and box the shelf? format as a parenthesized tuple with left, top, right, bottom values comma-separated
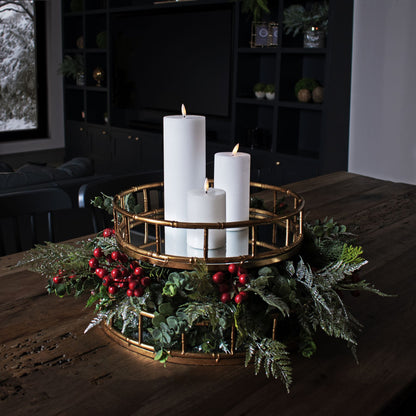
(281, 47, 327, 55)
(236, 97, 275, 106)
(278, 101, 323, 111)
(238, 47, 277, 54)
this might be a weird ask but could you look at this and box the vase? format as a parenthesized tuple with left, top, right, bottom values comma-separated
(303, 27, 325, 48)
(76, 72, 85, 86)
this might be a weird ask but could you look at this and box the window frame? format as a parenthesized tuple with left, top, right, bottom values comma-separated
(0, 0, 48, 141)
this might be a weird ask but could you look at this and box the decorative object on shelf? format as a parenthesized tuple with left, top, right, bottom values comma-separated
(96, 31, 107, 49)
(76, 35, 84, 49)
(253, 82, 266, 99)
(18, 215, 391, 393)
(58, 54, 85, 86)
(104, 112, 109, 124)
(268, 22, 278, 47)
(92, 67, 105, 87)
(303, 26, 325, 48)
(251, 22, 269, 48)
(265, 84, 275, 100)
(312, 85, 324, 103)
(283, 1, 328, 48)
(294, 78, 319, 103)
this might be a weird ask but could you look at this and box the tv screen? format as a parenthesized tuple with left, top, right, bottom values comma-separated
(111, 5, 233, 127)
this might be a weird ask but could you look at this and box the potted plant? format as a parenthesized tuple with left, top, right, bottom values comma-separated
(58, 55, 85, 86)
(294, 78, 320, 103)
(253, 82, 266, 99)
(264, 84, 275, 100)
(283, 1, 329, 48)
(240, 0, 270, 22)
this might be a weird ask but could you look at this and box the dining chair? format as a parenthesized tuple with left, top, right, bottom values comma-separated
(78, 170, 163, 233)
(0, 187, 73, 255)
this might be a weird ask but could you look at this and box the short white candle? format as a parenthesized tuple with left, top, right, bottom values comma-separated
(214, 144, 251, 226)
(163, 104, 206, 255)
(187, 179, 226, 250)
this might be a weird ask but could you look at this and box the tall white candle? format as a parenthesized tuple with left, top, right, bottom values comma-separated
(214, 144, 251, 226)
(187, 179, 226, 250)
(164, 105, 206, 255)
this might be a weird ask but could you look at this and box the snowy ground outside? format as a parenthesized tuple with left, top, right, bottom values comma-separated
(0, 118, 36, 132)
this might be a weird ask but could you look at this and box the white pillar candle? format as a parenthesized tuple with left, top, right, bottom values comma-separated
(187, 179, 226, 250)
(226, 228, 249, 257)
(163, 105, 206, 255)
(214, 144, 251, 225)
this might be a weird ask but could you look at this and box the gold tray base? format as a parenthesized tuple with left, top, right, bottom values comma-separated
(102, 321, 246, 366)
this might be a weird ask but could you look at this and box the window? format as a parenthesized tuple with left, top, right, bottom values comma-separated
(0, 0, 47, 140)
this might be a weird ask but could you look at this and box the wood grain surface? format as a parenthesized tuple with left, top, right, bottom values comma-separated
(1, 172, 415, 416)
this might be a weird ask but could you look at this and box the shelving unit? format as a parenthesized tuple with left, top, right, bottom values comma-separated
(61, 0, 353, 182)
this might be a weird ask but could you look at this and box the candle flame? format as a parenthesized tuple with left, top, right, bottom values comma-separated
(204, 178, 209, 193)
(181, 104, 186, 117)
(232, 143, 239, 155)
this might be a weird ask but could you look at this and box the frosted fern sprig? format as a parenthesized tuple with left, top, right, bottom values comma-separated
(245, 336, 293, 393)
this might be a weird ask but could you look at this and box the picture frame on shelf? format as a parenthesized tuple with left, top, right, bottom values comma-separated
(251, 22, 269, 47)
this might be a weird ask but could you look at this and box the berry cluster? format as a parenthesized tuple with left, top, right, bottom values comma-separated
(52, 268, 76, 284)
(89, 244, 151, 297)
(212, 264, 250, 304)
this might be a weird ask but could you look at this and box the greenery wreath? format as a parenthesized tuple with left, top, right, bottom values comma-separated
(18, 217, 390, 393)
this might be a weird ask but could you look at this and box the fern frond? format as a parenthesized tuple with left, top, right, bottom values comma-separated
(84, 313, 107, 334)
(246, 337, 292, 393)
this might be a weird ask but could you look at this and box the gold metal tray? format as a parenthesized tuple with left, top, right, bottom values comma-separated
(112, 181, 304, 271)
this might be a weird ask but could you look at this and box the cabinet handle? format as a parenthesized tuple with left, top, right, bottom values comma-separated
(275, 161, 281, 166)
(128, 135, 132, 139)
(135, 137, 139, 141)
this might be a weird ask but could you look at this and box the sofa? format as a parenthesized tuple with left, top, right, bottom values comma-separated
(0, 157, 110, 205)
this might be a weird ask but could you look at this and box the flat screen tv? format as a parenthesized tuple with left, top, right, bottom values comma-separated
(111, 4, 234, 129)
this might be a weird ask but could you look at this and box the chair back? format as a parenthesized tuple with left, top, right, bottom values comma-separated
(78, 170, 163, 233)
(0, 188, 73, 255)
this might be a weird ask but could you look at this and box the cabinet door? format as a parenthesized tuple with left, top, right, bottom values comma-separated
(65, 121, 91, 159)
(89, 125, 112, 173)
(112, 128, 140, 173)
(140, 131, 163, 172)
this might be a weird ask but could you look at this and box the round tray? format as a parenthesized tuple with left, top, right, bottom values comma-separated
(112, 181, 304, 271)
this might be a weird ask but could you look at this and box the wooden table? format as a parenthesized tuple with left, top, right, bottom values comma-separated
(1, 172, 415, 415)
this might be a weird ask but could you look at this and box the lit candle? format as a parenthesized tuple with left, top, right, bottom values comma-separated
(164, 104, 206, 255)
(214, 144, 251, 227)
(187, 178, 226, 250)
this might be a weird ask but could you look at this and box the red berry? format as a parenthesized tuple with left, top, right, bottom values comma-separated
(228, 264, 238, 275)
(141, 276, 151, 287)
(95, 268, 107, 279)
(134, 267, 144, 276)
(129, 261, 140, 270)
(119, 267, 128, 277)
(220, 293, 231, 303)
(69, 274, 76, 279)
(237, 266, 247, 276)
(239, 291, 248, 299)
(108, 285, 117, 295)
(102, 228, 113, 238)
(133, 287, 144, 297)
(88, 258, 98, 269)
(128, 281, 137, 290)
(102, 276, 111, 287)
(111, 251, 120, 261)
(126, 289, 134, 297)
(212, 271, 225, 284)
(93, 247, 103, 258)
(111, 268, 120, 279)
(238, 274, 249, 285)
(58, 269, 64, 276)
(234, 294, 243, 304)
(53, 276, 62, 284)
(120, 253, 128, 263)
